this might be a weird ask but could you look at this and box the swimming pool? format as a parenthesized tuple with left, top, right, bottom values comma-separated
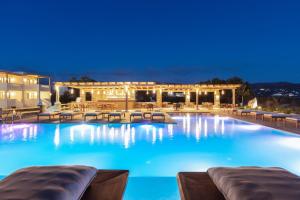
(1, 114, 300, 199)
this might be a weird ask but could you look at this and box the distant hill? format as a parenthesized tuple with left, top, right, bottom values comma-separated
(251, 82, 300, 98)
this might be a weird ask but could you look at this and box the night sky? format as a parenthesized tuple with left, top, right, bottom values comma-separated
(0, 0, 300, 83)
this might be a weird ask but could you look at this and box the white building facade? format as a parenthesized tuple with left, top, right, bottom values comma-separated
(0, 71, 51, 109)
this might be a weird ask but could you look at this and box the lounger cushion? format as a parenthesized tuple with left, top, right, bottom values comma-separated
(0, 165, 97, 200)
(131, 112, 142, 116)
(286, 117, 300, 121)
(39, 112, 59, 116)
(85, 112, 100, 116)
(208, 167, 300, 200)
(152, 112, 164, 116)
(109, 112, 122, 116)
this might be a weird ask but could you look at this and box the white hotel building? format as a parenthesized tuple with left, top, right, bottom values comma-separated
(0, 70, 51, 109)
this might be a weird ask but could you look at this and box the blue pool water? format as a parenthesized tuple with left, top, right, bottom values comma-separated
(1, 114, 300, 199)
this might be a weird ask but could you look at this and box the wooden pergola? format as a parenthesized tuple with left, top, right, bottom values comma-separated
(54, 81, 241, 111)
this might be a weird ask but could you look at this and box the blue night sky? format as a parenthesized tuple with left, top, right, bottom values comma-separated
(0, 0, 300, 83)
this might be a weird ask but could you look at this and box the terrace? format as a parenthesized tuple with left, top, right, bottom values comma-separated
(54, 81, 241, 111)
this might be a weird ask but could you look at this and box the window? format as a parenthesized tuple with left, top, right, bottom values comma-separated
(85, 92, 92, 101)
(0, 91, 5, 99)
(26, 92, 37, 99)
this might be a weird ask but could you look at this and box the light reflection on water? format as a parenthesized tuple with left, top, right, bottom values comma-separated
(1, 114, 300, 199)
(0, 116, 236, 147)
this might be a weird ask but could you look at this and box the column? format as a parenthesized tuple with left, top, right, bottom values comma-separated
(232, 89, 236, 107)
(5, 73, 8, 108)
(124, 85, 128, 112)
(156, 88, 162, 107)
(185, 91, 190, 107)
(214, 90, 220, 108)
(55, 85, 61, 104)
(195, 89, 199, 110)
(21, 76, 25, 107)
(37, 78, 42, 107)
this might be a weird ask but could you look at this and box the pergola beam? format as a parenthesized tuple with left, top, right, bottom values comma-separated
(54, 82, 241, 109)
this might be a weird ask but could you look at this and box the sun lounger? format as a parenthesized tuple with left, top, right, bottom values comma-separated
(143, 111, 152, 119)
(263, 113, 293, 121)
(231, 108, 238, 114)
(178, 167, 300, 200)
(101, 110, 110, 119)
(108, 111, 125, 122)
(130, 110, 143, 121)
(177, 172, 225, 200)
(84, 111, 102, 121)
(37, 111, 60, 121)
(0, 165, 129, 200)
(151, 112, 166, 121)
(250, 111, 272, 120)
(286, 116, 300, 128)
(59, 111, 83, 122)
(237, 109, 252, 116)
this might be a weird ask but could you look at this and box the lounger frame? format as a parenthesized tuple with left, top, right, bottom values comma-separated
(177, 172, 225, 200)
(82, 170, 129, 200)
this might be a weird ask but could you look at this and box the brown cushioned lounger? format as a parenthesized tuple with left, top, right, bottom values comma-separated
(177, 172, 225, 200)
(0, 166, 128, 200)
(82, 170, 129, 200)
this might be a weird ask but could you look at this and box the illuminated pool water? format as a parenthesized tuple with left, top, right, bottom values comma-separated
(1, 114, 300, 199)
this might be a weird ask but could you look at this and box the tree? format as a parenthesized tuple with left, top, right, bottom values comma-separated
(60, 91, 76, 104)
(69, 77, 78, 82)
(79, 76, 96, 82)
(237, 82, 255, 106)
(226, 77, 243, 84)
(210, 78, 226, 84)
(68, 76, 96, 82)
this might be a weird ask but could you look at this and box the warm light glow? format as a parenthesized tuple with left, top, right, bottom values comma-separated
(124, 85, 129, 92)
(204, 91, 208, 95)
(54, 125, 60, 147)
(70, 88, 74, 94)
(221, 90, 225, 95)
(237, 124, 262, 131)
(278, 137, 300, 150)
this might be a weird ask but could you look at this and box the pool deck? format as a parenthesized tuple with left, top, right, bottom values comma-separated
(3, 108, 300, 134)
(2, 108, 214, 124)
(218, 111, 300, 134)
(5, 111, 176, 124)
